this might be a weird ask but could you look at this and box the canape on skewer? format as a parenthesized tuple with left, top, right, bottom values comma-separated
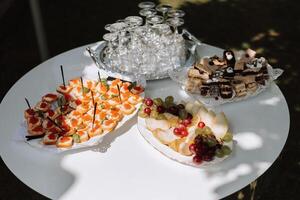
(76, 128, 89, 143)
(27, 116, 42, 129)
(43, 133, 59, 145)
(35, 101, 51, 112)
(42, 93, 58, 103)
(24, 108, 36, 119)
(28, 125, 44, 136)
(119, 102, 136, 115)
(102, 119, 117, 132)
(57, 85, 72, 94)
(88, 122, 103, 138)
(56, 136, 73, 148)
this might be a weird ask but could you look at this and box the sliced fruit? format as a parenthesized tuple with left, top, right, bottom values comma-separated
(210, 112, 228, 141)
(145, 118, 170, 131)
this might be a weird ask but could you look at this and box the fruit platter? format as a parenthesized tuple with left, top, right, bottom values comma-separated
(22, 67, 144, 152)
(137, 96, 233, 167)
(169, 48, 283, 106)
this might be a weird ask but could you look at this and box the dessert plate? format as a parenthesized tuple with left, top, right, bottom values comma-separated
(169, 50, 283, 106)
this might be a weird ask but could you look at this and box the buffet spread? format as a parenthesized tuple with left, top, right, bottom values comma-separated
(20, 1, 283, 167)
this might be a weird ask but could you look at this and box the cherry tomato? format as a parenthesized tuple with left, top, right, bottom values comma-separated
(144, 107, 151, 115)
(198, 121, 205, 128)
(180, 129, 189, 137)
(173, 128, 181, 136)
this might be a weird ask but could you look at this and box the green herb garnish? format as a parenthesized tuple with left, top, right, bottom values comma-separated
(83, 87, 90, 94)
(72, 134, 80, 143)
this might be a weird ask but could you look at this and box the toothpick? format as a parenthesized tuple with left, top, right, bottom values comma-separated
(60, 65, 66, 87)
(25, 98, 31, 109)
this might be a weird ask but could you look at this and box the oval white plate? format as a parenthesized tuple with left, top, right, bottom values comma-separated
(17, 102, 142, 153)
(137, 115, 233, 168)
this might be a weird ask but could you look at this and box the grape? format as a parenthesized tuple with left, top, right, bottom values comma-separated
(153, 98, 164, 106)
(215, 148, 225, 158)
(145, 99, 154, 106)
(177, 104, 185, 109)
(221, 145, 232, 155)
(167, 106, 179, 115)
(144, 107, 151, 115)
(222, 132, 233, 142)
(193, 155, 202, 164)
(178, 109, 188, 119)
(202, 155, 213, 162)
(150, 110, 159, 118)
(157, 105, 165, 113)
(165, 96, 174, 105)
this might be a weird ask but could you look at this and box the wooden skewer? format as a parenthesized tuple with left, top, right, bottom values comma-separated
(91, 91, 95, 105)
(60, 65, 66, 87)
(117, 85, 122, 103)
(80, 76, 84, 95)
(92, 103, 97, 129)
(98, 71, 101, 83)
(25, 98, 31, 109)
(47, 117, 63, 131)
(26, 134, 45, 141)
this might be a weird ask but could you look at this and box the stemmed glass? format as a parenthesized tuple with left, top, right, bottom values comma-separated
(103, 33, 118, 67)
(156, 4, 172, 19)
(138, 1, 156, 9)
(167, 9, 185, 18)
(166, 17, 184, 34)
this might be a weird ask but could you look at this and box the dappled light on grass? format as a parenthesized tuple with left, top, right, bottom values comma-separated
(159, 0, 211, 9)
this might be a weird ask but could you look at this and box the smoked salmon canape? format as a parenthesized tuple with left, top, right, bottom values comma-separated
(76, 129, 89, 143)
(56, 85, 72, 94)
(107, 109, 123, 122)
(27, 116, 42, 129)
(43, 133, 59, 145)
(102, 119, 117, 132)
(35, 101, 51, 112)
(130, 85, 144, 95)
(24, 108, 37, 119)
(28, 125, 45, 136)
(88, 123, 103, 138)
(56, 136, 73, 148)
(119, 102, 136, 115)
(42, 119, 56, 130)
(120, 82, 131, 93)
(127, 94, 143, 105)
(69, 78, 81, 88)
(44, 109, 59, 120)
(42, 93, 59, 103)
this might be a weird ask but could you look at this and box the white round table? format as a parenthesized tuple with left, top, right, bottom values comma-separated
(0, 43, 290, 200)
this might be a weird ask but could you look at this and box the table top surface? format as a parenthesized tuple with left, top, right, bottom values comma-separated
(0, 43, 290, 200)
